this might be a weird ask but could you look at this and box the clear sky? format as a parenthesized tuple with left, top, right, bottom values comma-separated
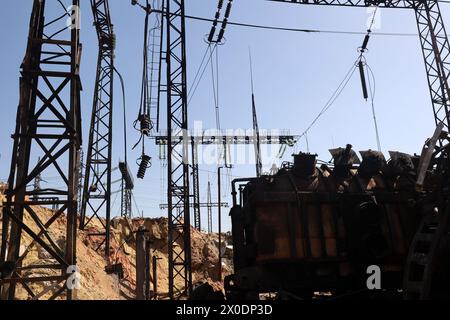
(1, 0, 450, 232)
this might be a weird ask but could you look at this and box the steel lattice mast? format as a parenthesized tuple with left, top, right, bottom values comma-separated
(415, 0, 450, 131)
(79, 0, 115, 256)
(163, 0, 192, 299)
(0, 0, 81, 300)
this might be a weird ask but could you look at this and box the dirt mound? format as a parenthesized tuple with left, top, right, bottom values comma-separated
(0, 187, 233, 300)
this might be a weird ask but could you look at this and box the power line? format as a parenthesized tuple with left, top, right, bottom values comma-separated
(188, 44, 218, 105)
(181, 12, 417, 37)
(299, 58, 358, 139)
(366, 62, 382, 151)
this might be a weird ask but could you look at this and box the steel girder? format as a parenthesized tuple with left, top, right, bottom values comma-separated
(79, 0, 115, 256)
(0, 0, 81, 300)
(415, 1, 450, 131)
(269, 0, 417, 9)
(164, 0, 193, 299)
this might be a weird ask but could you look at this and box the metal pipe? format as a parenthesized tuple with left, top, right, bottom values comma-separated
(218, 166, 223, 281)
(231, 178, 258, 207)
(145, 240, 151, 300)
(152, 255, 161, 299)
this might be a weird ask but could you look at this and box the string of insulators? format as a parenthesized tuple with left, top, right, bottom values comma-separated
(358, 29, 371, 100)
(138, 113, 152, 136)
(208, 0, 223, 42)
(361, 33, 370, 53)
(137, 154, 152, 179)
(217, 0, 233, 43)
(359, 60, 369, 100)
(208, 0, 233, 43)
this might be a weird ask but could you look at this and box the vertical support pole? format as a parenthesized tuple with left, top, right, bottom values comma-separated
(191, 138, 201, 230)
(136, 227, 146, 300)
(145, 239, 151, 300)
(217, 166, 223, 281)
(152, 255, 159, 299)
(207, 181, 213, 233)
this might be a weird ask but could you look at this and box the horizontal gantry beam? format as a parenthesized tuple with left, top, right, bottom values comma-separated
(268, 0, 418, 9)
(154, 135, 299, 145)
(159, 202, 229, 209)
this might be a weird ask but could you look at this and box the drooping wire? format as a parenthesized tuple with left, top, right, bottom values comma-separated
(305, 132, 310, 153)
(188, 44, 218, 106)
(133, 0, 153, 179)
(158, 10, 416, 37)
(134, 0, 152, 139)
(299, 60, 358, 139)
(249, 48, 262, 177)
(132, 193, 143, 218)
(134, 1, 417, 37)
(114, 67, 128, 164)
(357, 7, 382, 151)
(209, 44, 227, 165)
(188, 44, 212, 101)
(298, 7, 382, 150)
(366, 62, 382, 151)
(147, 0, 163, 132)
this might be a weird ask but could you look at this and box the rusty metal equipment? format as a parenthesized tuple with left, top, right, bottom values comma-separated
(0, 0, 82, 300)
(225, 140, 450, 299)
(152, 255, 162, 299)
(135, 227, 157, 300)
(79, 0, 115, 257)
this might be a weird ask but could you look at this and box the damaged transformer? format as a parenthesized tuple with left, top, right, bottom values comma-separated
(226, 140, 450, 300)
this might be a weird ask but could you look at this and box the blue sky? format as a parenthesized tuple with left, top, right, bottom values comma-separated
(1, 1, 450, 232)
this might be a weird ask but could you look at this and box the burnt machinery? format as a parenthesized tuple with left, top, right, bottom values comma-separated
(0, 0, 82, 300)
(79, 0, 115, 256)
(226, 140, 450, 299)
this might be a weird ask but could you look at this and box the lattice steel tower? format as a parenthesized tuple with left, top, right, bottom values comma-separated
(0, 0, 82, 300)
(80, 0, 115, 256)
